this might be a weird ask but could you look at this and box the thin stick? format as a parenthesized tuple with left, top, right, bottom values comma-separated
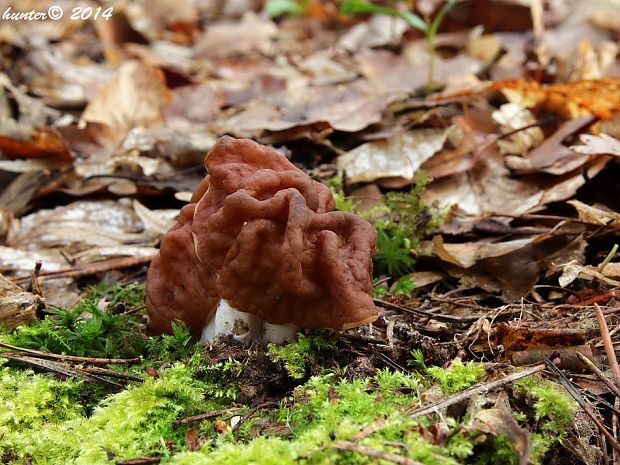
(232, 402, 278, 436)
(76, 365, 144, 382)
(11, 255, 154, 284)
(173, 408, 238, 429)
(0, 341, 141, 365)
(406, 364, 546, 418)
(2, 353, 123, 389)
(594, 303, 620, 394)
(333, 441, 424, 465)
(373, 298, 479, 323)
(577, 352, 620, 398)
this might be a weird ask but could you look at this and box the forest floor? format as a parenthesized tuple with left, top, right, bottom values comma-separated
(1, 0, 620, 464)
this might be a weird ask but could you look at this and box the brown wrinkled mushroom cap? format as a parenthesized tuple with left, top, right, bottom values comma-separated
(145, 203, 219, 338)
(146, 136, 378, 337)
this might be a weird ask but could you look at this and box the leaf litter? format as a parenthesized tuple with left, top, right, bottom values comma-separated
(1, 1, 620, 464)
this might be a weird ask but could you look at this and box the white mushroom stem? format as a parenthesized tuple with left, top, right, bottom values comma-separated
(262, 321, 299, 345)
(200, 299, 299, 346)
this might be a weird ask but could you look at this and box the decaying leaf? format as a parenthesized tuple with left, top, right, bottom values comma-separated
(571, 132, 620, 158)
(0, 272, 43, 329)
(336, 128, 451, 183)
(193, 12, 277, 58)
(504, 116, 595, 175)
(497, 322, 594, 369)
(567, 199, 620, 227)
(80, 61, 170, 133)
(223, 82, 390, 134)
(472, 407, 530, 465)
(492, 103, 544, 155)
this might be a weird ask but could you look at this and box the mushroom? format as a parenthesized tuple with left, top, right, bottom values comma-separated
(146, 136, 379, 345)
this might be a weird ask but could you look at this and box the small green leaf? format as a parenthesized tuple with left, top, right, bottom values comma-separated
(400, 11, 427, 32)
(265, 0, 303, 17)
(340, 0, 398, 17)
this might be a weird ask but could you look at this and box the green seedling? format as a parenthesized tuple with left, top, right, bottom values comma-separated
(392, 276, 415, 298)
(341, 0, 459, 92)
(265, 0, 307, 17)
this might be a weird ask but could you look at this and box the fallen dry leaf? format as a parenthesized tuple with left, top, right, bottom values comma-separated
(567, 199, 620, 227)
(571, 132, 620, 158)
(193, 12, 277, 59)
(223, 82, 390, 134)
(0, 272, 43, 329)
(504, 116, 595, 175)
(492, 103, 543, 156)
(336, 128, 451, 184)
(80, 61, 170, 133)
(472, 407, 530, 465)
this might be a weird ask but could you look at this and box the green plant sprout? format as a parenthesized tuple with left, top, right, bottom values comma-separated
(341, 0, 459, 92)
(265, 0, 308, 16)
(268, 333, 335, 379)
(392, 276, 415, 298)
(329, 171, 443, 281)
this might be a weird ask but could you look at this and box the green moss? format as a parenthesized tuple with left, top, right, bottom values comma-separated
(513, 376, 577, 462)
(267, 333, 335, 380)
(172, 369, 456, 465)
(0, 284, 148, 358)
(0, 362, 228, 465)
(327, 172, 443, 280)
(427, 361, 485, 394)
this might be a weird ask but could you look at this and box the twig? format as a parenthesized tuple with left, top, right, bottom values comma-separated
(544, 358, 620, 454)
(12, 255, 154, 284)
(173, 408, 238, 429)
(115, 455, 160, 465)
(373, 298, 479, 323)
(75, 365, 144, 382)
(332, 440, 424, 465)
(406, 364, 546, 419)
(594, 303, 620, 395)
(0, 341, 141, 365)
(577, 352, 620, 398)
(2, 353, 123, 389)
(232, 402, 278, 436)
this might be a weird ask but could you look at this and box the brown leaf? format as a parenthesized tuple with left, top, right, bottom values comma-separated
(193, 12, 276, 59)
(505, 116, 595, 175)
(80, 61, 170, 133)
(336, 128, 451, 183)
(472, 408, 530, 465)
(572, 132, 620, 158)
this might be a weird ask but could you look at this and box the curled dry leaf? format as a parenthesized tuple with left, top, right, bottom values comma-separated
(429, 233, 586, 301)
(223, 82, 390, 134)
(504, 116, 595, 175)
(492, 103, 543, 156)
(567, 199, 620, 227)
(193, 12, 277, 59)
(471, 408, 530, 465)
(496, 322, 593, 370)
(559, 263, 620, 288)
(336, 128, 451, 184)
(571, 132, 620, 158)
(0, 272, 43, 329)
(80, 61, 170, 133)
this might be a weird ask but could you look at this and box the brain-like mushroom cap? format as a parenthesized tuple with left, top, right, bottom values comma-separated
(146, 136, 378, 336)
(145, 202, 219, 338)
